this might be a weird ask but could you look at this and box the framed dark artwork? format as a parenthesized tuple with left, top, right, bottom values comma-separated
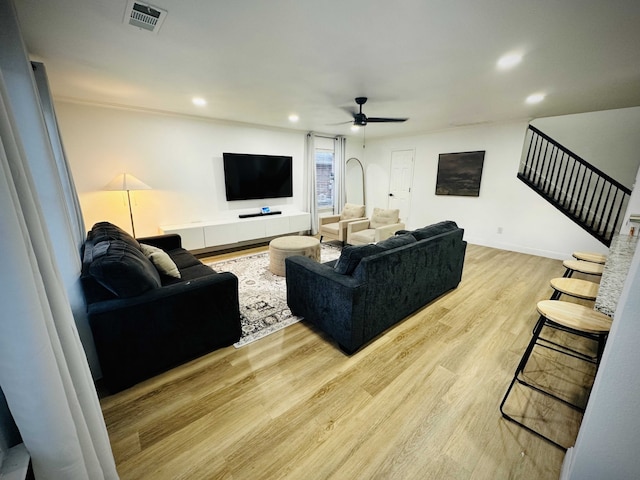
(435, 150, 485, 197)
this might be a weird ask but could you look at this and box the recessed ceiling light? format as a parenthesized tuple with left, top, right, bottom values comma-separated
(526, 93, 545, 104)
(192, 97, 207, 107)
(288, 114, 299, 123)
(497, 53, 522, 70)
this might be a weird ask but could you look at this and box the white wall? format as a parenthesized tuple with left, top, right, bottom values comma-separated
(58, 102, 636, 260)
(55, 102, 308, 238)
(346, 121, 608, 260)
(532, 107, 640, 190)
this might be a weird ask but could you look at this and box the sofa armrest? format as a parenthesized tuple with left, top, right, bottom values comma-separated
(374, 222, 405, 242)
(338, 216, 367, 228)
(88, 271, 241, 391)
(285, 256, 365, 352)
(319, 215, 340, 227)
(347, 219, 371, 235)
(136, 233, 182, 251)
(88, 271, 235, 315)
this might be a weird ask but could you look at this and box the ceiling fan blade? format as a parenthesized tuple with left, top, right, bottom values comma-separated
(327, 120, 354, 126)
(366, 117, 409, 123)
(341, 106, 358, 116)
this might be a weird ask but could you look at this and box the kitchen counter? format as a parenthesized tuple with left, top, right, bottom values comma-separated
(594, 234, 639, 317)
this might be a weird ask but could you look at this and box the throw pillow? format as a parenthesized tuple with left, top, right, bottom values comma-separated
(376, 233, 417, 251)
(411, 221, 458, 241)
(369, 208, 400, 229)
(90, 221, 141, 250)
(334, 243, 381, 275)
(340, 203, 365, 220)
(89, 240, 162, 297)
(140, 243, 182, 279)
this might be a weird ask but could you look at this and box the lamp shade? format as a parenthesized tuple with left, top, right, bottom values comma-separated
(104, 173, 152, 191)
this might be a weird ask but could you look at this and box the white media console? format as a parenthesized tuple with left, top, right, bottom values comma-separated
(159, 211, 311, 251)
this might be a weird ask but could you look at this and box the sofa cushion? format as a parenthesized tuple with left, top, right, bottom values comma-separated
(140, 243, 181, 279)
(178, 264, 217, 282)
(411, 221, 459, 241)
(348, 229, 375, 245)
(369, 208, 399, 229)
(340, 203, 365, 220)
(334, 243, 381, 275)
(376, 233, 417, 250)
(168, 248, 205, 269)
(88, 240, 162, 297)
(90, 221, 141, 250)
(321, 222, 341, 235)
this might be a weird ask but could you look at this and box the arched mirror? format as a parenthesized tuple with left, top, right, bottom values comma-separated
(345, 157, 365, 206)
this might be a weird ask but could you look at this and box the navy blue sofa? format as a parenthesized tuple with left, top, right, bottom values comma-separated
(81, 222, 241, 392)
(285, 221, 466, 354)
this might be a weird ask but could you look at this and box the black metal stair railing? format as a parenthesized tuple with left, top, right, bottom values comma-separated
(518, 125, 631, 247)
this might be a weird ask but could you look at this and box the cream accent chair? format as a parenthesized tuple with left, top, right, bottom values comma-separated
(319, 203, 367, 244)
(347, 207, 405, 246)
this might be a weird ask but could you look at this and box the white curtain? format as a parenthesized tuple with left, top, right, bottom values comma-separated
(31, 61, 100, 377)
(333, 136, 347, 214)
(306, 132, 319, 234)
(32, 62, 86, 244)
(0, 1, 118, 478)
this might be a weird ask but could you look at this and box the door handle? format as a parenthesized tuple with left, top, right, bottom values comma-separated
(389, 193, 394, 197)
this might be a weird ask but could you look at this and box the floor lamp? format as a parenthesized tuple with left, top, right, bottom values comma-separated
(104, 173, 152, 237)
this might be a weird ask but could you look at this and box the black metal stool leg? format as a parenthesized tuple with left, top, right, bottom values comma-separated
(500, 315, 570, 451)
(500, 313, 604, 451)
(501, 299, 610, 451)
(500, 315, 546, 414)
(596, 333, 608, 365)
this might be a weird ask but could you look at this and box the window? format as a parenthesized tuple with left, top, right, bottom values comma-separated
(315, 148, 335, 210)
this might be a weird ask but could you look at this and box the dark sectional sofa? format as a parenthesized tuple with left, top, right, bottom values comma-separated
(285, 221, 466, 353)
(81, 222, 241, 392)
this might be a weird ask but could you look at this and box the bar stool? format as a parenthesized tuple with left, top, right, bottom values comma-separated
(534, 278, 600, 333)
(562, 259, 604, 278)
(539, 277, 601, 351)
(500, 300, 612, 450)
(572, 251, 607, 264)
(549, 277, 599, 301)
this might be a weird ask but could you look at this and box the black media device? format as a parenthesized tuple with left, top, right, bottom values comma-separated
(223, 152, 293, 201)
(238, 210, 282, 219)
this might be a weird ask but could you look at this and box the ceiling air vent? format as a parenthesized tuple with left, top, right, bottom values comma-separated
(124, 0, 167, 33)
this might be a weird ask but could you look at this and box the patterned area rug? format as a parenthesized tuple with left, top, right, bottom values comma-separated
(207, 242, 342, 348)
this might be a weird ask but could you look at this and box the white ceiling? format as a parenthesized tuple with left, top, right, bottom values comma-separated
(13, 0, 640, 138)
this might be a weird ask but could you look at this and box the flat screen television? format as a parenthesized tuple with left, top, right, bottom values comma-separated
(223, 152, 293, 201)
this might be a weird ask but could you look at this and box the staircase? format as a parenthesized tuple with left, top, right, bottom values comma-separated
(518, 125, 631, 247)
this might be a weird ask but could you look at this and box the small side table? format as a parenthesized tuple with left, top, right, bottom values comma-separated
(269, 236, 320, 276)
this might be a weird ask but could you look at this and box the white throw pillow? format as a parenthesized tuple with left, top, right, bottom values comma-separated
(139, 243, 181, 279)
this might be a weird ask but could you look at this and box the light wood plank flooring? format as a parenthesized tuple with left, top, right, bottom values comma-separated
(100, 244, 600, 479)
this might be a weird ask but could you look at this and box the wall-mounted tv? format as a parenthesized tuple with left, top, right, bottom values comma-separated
(223, 152, 293, 201)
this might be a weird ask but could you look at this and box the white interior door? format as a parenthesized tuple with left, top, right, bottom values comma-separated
(389, 149, 414, 222)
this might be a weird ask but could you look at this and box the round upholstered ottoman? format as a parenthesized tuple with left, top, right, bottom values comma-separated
(269, 235, 320, 276)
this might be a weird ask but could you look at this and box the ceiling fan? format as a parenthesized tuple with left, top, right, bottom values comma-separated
(348, 97, 408, 126)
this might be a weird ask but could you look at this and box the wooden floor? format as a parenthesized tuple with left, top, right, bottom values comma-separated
(100, 244, 600, 479)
